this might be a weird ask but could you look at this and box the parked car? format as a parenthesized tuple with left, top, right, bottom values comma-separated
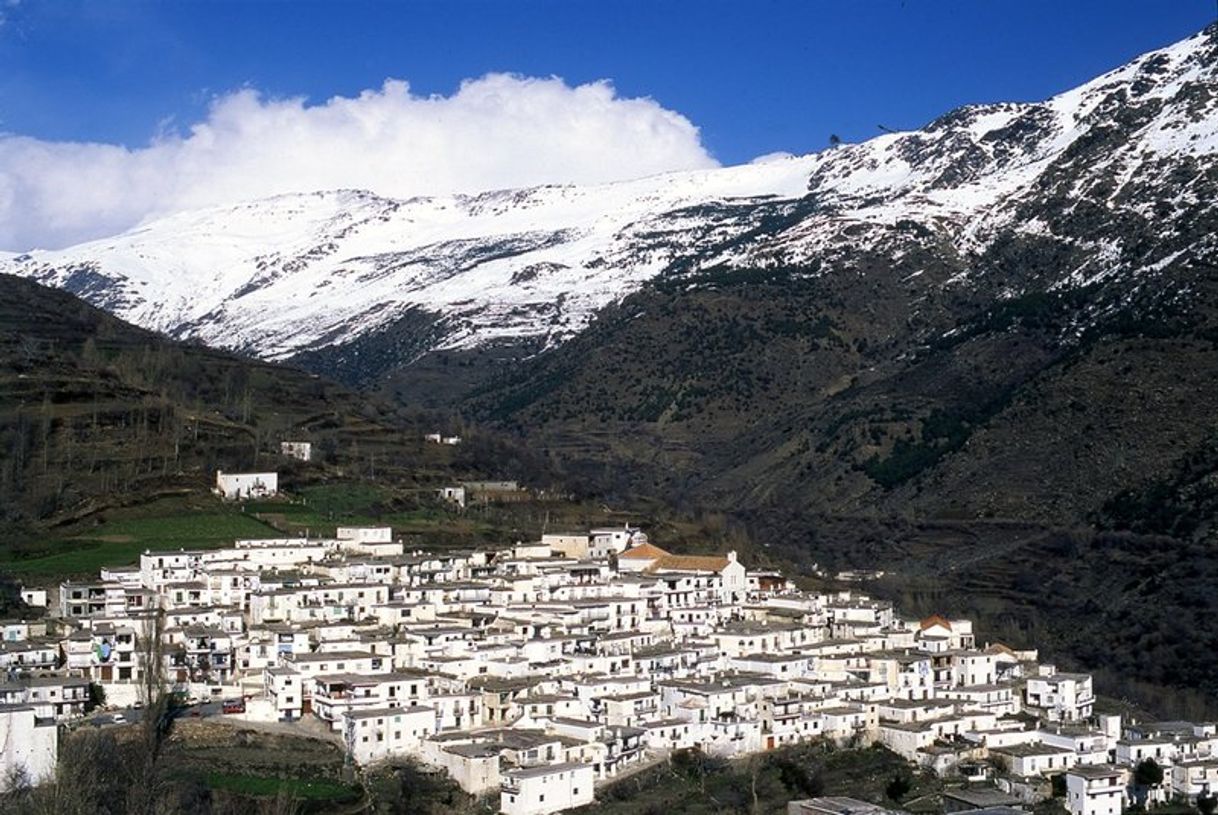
(221, 698, 245, 714)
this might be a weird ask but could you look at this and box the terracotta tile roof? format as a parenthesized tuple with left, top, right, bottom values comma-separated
(618, 543, 672, 561)
(645, 554, 731, 574)
(919, 614, 953, 632)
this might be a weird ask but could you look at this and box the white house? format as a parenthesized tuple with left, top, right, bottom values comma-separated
(638, 549, 749, 604)
(337, 527, 392, 544)
(424, 432, 462, 445)
(1026, 668, 1094, 722)
(279, 441, 312, 462)
(0, 706, 57, 789)
(19, 588, 48, 608)
(265, 666, 303, 720)
(1170, 759, 1218, 803)
(1066, 765, 1126, 815)
(991, 742, 1077, 776)
(425, 741, 502, 794)
(500, 762, 594, 815)
(542, 534, 591, 560)
(214, 470, 278, 500)
(337, 527, 403, 557)
(343, 706, 436, 764)
(589, 526, 647, 559)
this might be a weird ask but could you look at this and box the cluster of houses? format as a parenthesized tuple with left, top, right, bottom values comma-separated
(1, 523, 1215, 815)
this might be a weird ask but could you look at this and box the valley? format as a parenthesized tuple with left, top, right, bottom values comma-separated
(1, 16, 1217, 815)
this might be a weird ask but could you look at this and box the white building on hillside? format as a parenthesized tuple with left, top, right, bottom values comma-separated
(500, 762, 594, 815)
(589, 526, 647, 558)
(1026, 668, 1094, 722)
(424, 433, 462, 445)
(1066, 765, 1126, 815)
(344, 706, 437, 764)
(19, 589, 48, 608)
(0, 706, 57, 790)
(280, 441, 312, 461)
(214, 470, 278, 500)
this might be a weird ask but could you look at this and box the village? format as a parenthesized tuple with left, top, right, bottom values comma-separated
(0, 467, 1214, 815)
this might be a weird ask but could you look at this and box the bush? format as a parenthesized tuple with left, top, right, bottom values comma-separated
(885, 772, 912, 802)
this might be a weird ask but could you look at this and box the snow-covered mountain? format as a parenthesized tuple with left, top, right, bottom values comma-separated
(5, 25, 1217, 366)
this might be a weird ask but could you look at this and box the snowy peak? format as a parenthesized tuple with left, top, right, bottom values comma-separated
(5, 155, 825, 358)
(4, 25, 1217, 366)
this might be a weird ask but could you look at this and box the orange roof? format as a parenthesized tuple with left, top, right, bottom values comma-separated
(920, 614, 953, 631)
(645, 554, 731, 574)
(618, 543, 672, 561)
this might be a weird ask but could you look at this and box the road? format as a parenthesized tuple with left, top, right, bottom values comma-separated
(87, 700, 228, 727)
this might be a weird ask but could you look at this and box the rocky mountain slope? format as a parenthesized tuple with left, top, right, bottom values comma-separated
(5, 25, 1216, 379)
(460, 24, 1218, 513)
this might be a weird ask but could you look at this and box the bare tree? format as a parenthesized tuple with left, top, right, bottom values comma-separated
(0, 766, 32, 815)
(15, 728, 123, 815)
(748, 754, 763, 815)
(127, 603, 174, 815)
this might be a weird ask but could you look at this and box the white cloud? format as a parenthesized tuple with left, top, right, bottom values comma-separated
(0, 74, 718, 250)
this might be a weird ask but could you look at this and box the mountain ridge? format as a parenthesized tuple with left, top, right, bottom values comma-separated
(4, 23, 1215, 378)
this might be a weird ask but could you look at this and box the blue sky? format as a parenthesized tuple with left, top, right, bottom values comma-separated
(1, 0, 1214, 163)
(0, 0, 1213, 162)
(0, 0, 1215, 250)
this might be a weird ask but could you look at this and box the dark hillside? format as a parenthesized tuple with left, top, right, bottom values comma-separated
(0, 274, 553, 547)
(459, 252, 1218, 715)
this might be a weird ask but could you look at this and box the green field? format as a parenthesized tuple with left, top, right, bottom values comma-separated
(0, 482, 603, 582)
(0, 483, 536, 580)
(245, 483, 517, 543)
(0, 497, 281, 579)
(243, 482, 404, 531)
